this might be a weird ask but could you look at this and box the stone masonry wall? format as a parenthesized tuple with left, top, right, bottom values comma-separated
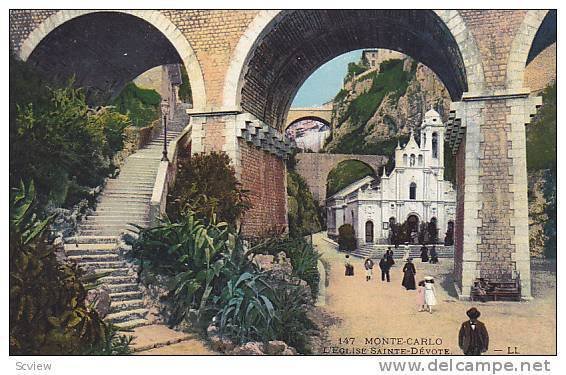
(239, 140, 287, 238)
(459, 10, 527, 90)
(160, 10, 258, 108)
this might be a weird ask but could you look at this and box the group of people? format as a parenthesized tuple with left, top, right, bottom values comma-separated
(347, 252, 439, 314)
(359, 249, 395, 282)
(344, 250, 490, 355)
(419, 244, 439, 264)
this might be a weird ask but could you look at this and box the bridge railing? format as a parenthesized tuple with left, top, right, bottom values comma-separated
(149, 124, 192, 225)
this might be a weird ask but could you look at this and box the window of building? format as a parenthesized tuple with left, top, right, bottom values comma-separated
(410, 154, 416, 166)
(418, 154, 423, 166)
(403, 154, 408, 165)
(409, 182, 417, 200)
(432, 132, 438, 158)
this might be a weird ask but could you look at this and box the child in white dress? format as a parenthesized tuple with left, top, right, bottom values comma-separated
(424, 276, 437, 313)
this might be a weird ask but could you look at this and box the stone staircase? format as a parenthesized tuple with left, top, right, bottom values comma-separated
(352, 244, 454, 260)
(64, 129, 181, 329)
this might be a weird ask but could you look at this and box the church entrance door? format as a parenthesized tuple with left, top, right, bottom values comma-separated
(365, 221, 374, 243)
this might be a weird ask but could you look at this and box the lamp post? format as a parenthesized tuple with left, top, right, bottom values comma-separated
(161, 100, 169, 162)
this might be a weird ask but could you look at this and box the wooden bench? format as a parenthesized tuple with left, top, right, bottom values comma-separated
(471, 279, 521, 302)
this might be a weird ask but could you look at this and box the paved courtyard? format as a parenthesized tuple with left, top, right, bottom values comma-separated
(312, 233, 556, 356)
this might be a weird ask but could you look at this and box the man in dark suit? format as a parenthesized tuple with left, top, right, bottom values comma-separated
(458, 307, 489, 355)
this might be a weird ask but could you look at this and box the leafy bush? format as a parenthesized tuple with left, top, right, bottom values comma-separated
(338, 224, 356, 252)
(287, 171, 323, 237)
(178, 65, 193, 104)
(10, 57, 131, 208)
(9, 181, 109, 355)
(167, 152, 251, 227)
(527, 84, 556, 172)
(111, 82, 161, 128)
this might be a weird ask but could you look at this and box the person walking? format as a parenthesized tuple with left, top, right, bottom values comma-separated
(458, 308, 489, 355)
(416, 280, 426, 312)
(364, 257, 374, 281)
(429, 245, 439, 264)
(344, 255, 354, 276)
(386, 247, 395, 267)
(423, 276, 437, 313)
(402, 258, 416, 290)
(379, 254, 391, 282)
(420, 244, 429, 262)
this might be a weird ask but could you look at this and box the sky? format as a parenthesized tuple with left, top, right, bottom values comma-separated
(291, 49, 363, 108)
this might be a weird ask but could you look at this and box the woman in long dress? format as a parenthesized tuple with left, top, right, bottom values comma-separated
(424, 276, 437, 313)
(402, 258, 416, 290)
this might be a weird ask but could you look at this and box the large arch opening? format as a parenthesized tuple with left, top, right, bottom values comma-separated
(285, 117, 331, 152)
(326, 159, 376, 198)
(23, 11, 205, 108)
(234, 10, 471, 129)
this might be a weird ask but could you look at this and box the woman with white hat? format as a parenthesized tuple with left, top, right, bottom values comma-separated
(424, 276, 437, 313)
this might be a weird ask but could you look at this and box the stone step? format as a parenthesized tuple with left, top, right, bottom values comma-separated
(78, 228, 131, 236)
(106, 308, 149, 324)
(110, 290, 144, 301)
(102, 191, 153, 197)
(64, 243, 118, 251)
(82, 261, 128, 269)
(110, 299, 145, 313)
(87, 215, 149, 223)
(82, 218, 149, 225)
(63, 235, 118, 244)
(112, 318, 150, 330)
(99, 275, 138, 284)
(105, 182, 155, 189)
(68, 253, 121, 262)
(106, 283, 141, 293)
(64, 247, 120, 257)
(95, 268, 132, 277)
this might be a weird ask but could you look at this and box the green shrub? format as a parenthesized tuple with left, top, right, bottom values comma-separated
(338, 224, 356, 252)
(287, 171, 323, 237)
(167, 152, 251, 228)
(9, 181, 109, 355)
(178, 65, 193, 104)
(111, 82, 161, 128)
(10, 57, 131, 208)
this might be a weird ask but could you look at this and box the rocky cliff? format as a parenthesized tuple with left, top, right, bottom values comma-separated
(323, 57, 451, 154)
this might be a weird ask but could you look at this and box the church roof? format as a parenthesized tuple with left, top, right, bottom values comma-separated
(326, 175, 376, 201)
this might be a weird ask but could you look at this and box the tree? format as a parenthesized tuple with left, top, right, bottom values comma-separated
(338, 224, 357, 252)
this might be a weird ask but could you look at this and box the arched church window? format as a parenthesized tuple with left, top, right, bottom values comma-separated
(403, 154, 408, 165)
(410, 154, 416, 166)
(423, 133, 427, 147)
(409, 182, 417, 200)
(418, 154, 423, 166)
(432, 132, 438, 158)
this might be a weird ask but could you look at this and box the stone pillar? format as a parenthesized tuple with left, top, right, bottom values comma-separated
(188, 111, 293, 238)
(447, 94, 541, 300)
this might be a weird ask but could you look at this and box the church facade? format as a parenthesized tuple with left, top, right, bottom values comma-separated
(326, 108, 456, 245)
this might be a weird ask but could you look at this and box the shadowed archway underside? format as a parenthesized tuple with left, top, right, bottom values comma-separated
(28, 12, 183, 105)
(239, 10, 468, 130)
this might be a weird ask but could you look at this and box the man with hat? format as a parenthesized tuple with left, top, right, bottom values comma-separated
(458, 307, 489, 355)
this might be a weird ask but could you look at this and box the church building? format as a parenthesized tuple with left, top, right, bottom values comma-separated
(326, 107, 456, 245)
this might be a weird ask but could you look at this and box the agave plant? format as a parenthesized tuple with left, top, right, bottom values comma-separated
(214, 271, 276, 344)
(129, 211, 239, 325)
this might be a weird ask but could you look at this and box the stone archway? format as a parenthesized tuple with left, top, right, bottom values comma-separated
(17, 10, 207, 110)
(223, 9, 485, 125)
(295, 153, 387, 204)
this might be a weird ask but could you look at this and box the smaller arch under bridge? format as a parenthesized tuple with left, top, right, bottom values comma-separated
(285, 106, 333, 129)
(295, 153, 388, 204)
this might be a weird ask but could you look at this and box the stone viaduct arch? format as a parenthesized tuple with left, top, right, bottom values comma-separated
(285, 107, 333, 130)
(295, 153, 387, 204)
(14, 10, 207, 110)
(223, 10, 485, 129)
(10, 10, 555, 300)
